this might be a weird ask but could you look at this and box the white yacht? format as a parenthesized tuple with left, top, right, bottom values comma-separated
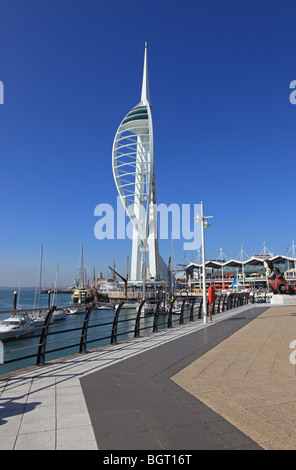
(68, 305, 87, 315)
(30, 312, 54, 327)
(0, 314, 33, 340)
(171, 300, 185, 313)
(143, 302, 156, 314)
(114, 302, 140, 310)
(95, 303, 115, 310)
(52, 309, 67, 321)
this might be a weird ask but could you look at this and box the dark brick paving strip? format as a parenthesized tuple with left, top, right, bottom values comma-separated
(80, 307, 267, 450)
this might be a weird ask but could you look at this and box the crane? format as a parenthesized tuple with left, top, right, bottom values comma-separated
(108, 266, 128, 299)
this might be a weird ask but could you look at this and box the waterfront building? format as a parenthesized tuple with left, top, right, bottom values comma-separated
(184, 252, 296, 292)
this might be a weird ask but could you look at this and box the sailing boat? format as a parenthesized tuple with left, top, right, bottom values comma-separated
(69, 244, 93, 314)
(31, 246, 54, 327)
(51, 262, 67, 321)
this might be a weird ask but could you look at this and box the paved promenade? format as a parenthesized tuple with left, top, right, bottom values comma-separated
(0, 303, 295, 450)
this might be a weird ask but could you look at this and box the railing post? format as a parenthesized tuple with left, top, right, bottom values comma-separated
(153, 300, 162, 332)
(189, 297, 195, 322)
(36, 306, 56, 367)
(111, 302, 123, 344)
(217, 295, 221, 313)
(211, 299, 215, 316)
(167, 298, 176, 328)
(134, 300, 146, 338)
(227, 294, 232, 310)
(179, 298, 187, 325)
(198, 298, 203, 319)
(79, 304, 94, 354)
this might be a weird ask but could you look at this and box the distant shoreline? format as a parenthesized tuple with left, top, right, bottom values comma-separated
(0, 287, 74, 292)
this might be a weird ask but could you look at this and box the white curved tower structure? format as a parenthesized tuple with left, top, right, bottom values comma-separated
(112, 44, 159, 281)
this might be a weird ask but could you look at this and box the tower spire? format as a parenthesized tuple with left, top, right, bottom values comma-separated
(141, 42, 150, 104)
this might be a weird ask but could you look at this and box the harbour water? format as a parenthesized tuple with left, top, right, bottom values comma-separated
(0, 287, 73, 312)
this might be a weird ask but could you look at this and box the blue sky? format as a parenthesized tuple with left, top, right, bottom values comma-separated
(0, 0, 295, 287)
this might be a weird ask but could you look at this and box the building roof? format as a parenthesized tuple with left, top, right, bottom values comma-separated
(224, 259, 244, 267)
(186, 254, 296, 270)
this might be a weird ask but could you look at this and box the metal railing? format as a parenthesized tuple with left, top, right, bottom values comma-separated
(0, 292, 254, 376)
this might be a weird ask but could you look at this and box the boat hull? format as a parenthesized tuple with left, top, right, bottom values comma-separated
(0, 315, 33, 341)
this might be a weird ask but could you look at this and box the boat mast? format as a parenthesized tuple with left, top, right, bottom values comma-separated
(170, 231, 173, 297)
(39, 245, 43, 311)
(80, 243, 84, 288)
(17, 281, 21, 309)
(52, 262, 59, 306)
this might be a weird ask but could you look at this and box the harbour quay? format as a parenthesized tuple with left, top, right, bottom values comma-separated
(1, 300, 296, 450)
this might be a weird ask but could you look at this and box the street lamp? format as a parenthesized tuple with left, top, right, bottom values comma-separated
(195, 201, 213, 324)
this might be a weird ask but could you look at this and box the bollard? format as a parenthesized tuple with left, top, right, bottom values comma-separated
(13, 291, 17, 310)
(47, 290, 51, 308)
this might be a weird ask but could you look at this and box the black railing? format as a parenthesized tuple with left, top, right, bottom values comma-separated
(0, 292, 254, 376)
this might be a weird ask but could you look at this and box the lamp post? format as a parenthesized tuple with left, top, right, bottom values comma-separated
(195, 201, 213, 324)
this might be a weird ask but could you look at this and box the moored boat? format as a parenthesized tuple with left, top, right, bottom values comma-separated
(95, 303, 115, 310)
(114, 302, 140, 310)
(52, 309, 67, 321)
(68, 305, 87, 315)
(30, 311, 54, 327)
(143, 302, 155, 314)
(71, 244, 94, 304)
(0, 314, 33, 340)
(71, 287, 94, 304)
